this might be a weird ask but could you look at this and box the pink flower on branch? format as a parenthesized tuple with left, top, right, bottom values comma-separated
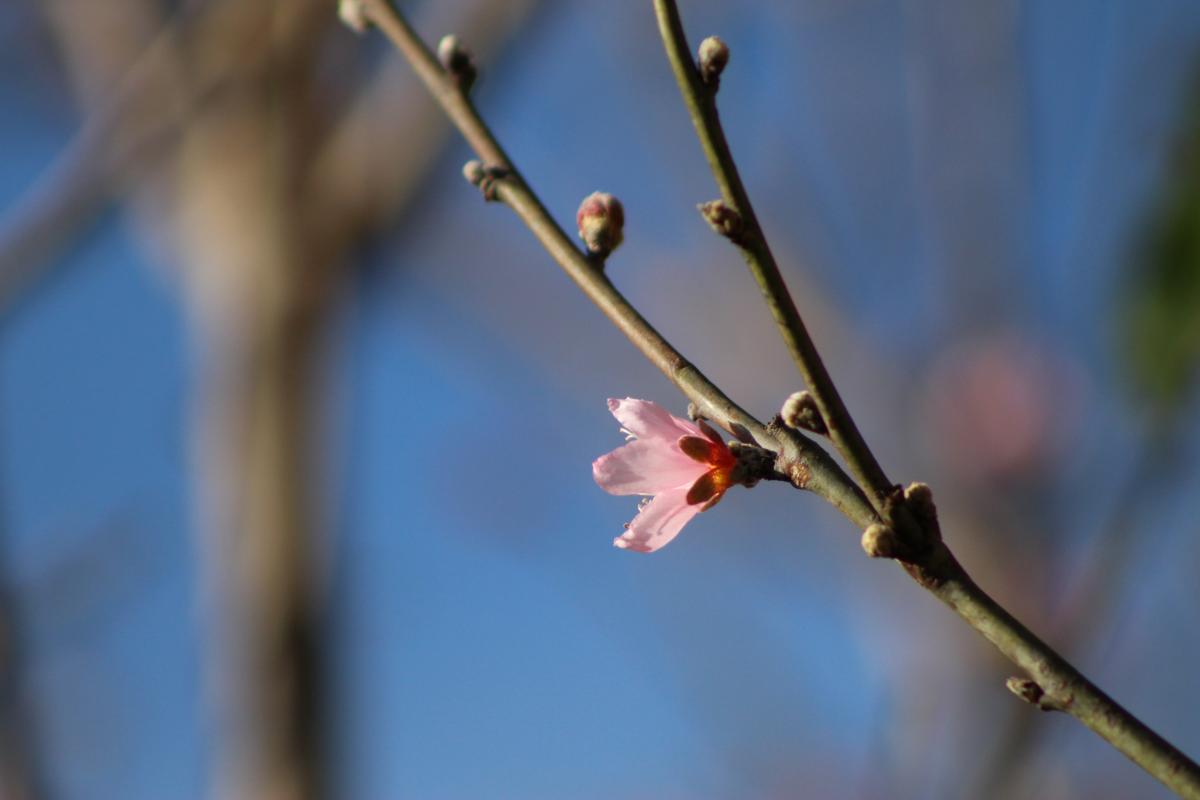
(593, 398, 757, 553)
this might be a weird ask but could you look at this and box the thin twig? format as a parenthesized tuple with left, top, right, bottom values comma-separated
(652, 0, 894, 513)
(353, 2, 1200, 797)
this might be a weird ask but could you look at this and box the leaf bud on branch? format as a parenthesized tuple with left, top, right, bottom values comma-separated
(780, 390, 827, 435)
(697, 36, 729, 88)
(698, 199, 745, 244)
(437, 34, 477, 92)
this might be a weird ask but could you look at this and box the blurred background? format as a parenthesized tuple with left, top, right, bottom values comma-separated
(1, 0, 1199, 798)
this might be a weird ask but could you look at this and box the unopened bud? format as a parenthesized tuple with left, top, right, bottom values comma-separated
(780, 390, 827, 435)
(437, 35, 477, 91)
(861, 523, 902, 559)
(697, 36, 730, 86)
(698, 199, 744, 243)
(462, 159, 485, 186)
(338, 0, 369, 33)
(576, 191, 624, 258)
(462, 160, 508, 201)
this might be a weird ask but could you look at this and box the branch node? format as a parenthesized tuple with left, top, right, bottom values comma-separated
(1006, 677, 1065, 712)
(437, 35, 477, 92)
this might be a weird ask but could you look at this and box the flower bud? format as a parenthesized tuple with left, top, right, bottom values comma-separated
(338, 0, 369, 33)
(780, 390, 827, 435)
(698, 199, 744, 243)
(437, 34, 477, 91)
(697, 36, 729, 86)
(576, 192, 624, 258)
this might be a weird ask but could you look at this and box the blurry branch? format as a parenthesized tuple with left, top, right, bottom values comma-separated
(0, 0, 539, 309)
(30, 1, 542, 798)
(38, 4, 330, 795)
(0, 3, 195, 314)
(352, 0, 1200, 796)
(0, 504, 169, 800)
(976, 427, 1188, 799)
(0, 0, 310, 317)
(652, 2, 1200, 796)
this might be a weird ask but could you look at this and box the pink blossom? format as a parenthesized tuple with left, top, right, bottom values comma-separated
(592, 398, 736, 553)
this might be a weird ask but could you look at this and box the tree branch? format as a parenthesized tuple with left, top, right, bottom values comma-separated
(652, 0, 894, 513)
(353, 0, 873, 529)
(652, 2, 1200, 797)
(349, 1, 1200, 797)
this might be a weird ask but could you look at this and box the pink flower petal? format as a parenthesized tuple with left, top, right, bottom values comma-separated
(607, 398, 700, 444)
(593, 440, 709, 496)
(613, 485, 704, 553)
